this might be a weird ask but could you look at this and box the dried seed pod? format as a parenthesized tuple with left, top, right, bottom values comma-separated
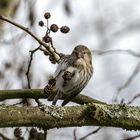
(30, 128, 38, 138)
(38, 21, 44, 27)
(44, 12, 51, 19)
(43, 51, 49, 56)
(49, 56, 56, 64)
(42, 36, 51, 43)
(37, 132, 45, 140)
(14, 128, 22, 138)
(60, 26, 70, 33)
(50, 24, 59, 32)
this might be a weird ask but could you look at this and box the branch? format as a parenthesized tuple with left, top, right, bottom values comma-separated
(113, 61, 140, 102)
(127, 93, 140, 104)
(0, 15, 60, 62)
(122, 134, 140, 140)
(92, 49, 140, 58)
(79, 127, 102, 140)
(73, 128, 77, 140)
(0, 133, 12, 140)
(0, 89, 105, 105)
(0, 103, 140, 130)
(26, 46, 41, 88)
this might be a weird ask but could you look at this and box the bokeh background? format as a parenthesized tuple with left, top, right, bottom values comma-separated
(0, 0, 140, 139)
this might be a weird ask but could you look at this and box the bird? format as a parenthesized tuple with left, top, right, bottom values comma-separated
(45, 45, 93, 106)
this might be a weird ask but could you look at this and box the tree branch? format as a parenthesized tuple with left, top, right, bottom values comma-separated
(0, 15, 60, 62)
(113, 61, 140, 102)
(0, 89, 105, 105)
(79, 127, 102, 140)
(0, 133, 12, 140)
(92, 49, 140, 58)
(0, 103, 140, 130)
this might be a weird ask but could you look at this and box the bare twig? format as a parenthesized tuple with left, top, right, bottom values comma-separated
(73, 128, 77, 140)
(122, 134, 140, 140)
(92, 49, 140, 58)
(0, 133, 12, 140)
(44, 129, 47, 140)
(93, 49, 140, 103)
(13, 100, 25, 106)
(113, 61, 140, 102)
(127, 93, 140, 104)
(25, 46, 40, 88)
(0, 15, 60, 62)
(25, 46, 43, 106)
(79, 127, 102, 140)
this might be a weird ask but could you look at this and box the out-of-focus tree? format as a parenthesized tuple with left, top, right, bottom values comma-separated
(0, 0, 20, 29)
(0, 0, 140, 140)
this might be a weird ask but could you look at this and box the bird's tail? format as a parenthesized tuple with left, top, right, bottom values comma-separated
(61, 92, 79, 106)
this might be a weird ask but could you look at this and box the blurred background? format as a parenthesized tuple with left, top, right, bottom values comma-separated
(0, 0, 140, 139)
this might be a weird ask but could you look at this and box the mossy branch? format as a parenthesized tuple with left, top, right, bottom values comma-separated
(0, 89, 104, 105)
(0, 103, 140, 130)
(0, 15, 140, 131)
(0, 89, 140, 130)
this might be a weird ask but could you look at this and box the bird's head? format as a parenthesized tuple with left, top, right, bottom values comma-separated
(71, 45, 92, 66)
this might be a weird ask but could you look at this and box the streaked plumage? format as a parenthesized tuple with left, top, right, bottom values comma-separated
(48, 45, 93, 106)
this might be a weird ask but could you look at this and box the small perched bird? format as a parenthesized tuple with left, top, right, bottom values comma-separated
(45, 45, 93, 106)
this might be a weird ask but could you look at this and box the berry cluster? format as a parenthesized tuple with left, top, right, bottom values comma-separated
(38, 12, 70, 44)
(38, 12, 70, 64)
(14, 128, 24, 140)
(14, 127, 45, 139)
(29, 128, 45, 139)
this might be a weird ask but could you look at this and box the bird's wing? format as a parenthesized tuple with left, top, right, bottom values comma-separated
(54, 55, 69, 78)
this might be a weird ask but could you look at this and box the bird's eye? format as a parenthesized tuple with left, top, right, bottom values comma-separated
(83, 51, 86, 54)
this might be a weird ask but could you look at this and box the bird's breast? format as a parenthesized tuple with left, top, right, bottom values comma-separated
(55, 66, 81, 94)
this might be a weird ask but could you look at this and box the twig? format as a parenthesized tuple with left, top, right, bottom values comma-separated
(122, 134, 140, 140)
(73, 128, 77, 140)
(0, 15, 60, 62)
(25, 46, 43, 106)
(92, 49, 140, 58)
(127, 93, 140, 104)
(0, 89, 105, 105)
(13, 100, 25, 106)
(44, 129, 47, 140)
(79, 127, 102, 140)
(93, 49, 140, 103)
(25, 46, 40, 88)
(113, 61, 140, 102)
(0, 133, 12, 140)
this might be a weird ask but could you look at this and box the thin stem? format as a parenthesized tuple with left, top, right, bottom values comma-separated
(92, 49, 140, 58)
(127, 93, 140, 104)
(0, 15, 60, 62)
(122, 134, 140, 140)
(79, 127, 102, 140)
(26, 46, 40, 88)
